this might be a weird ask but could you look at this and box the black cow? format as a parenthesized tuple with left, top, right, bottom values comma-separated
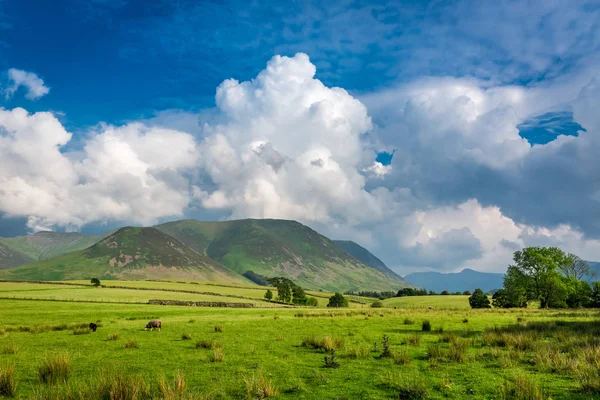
(89, 322, 97, 332)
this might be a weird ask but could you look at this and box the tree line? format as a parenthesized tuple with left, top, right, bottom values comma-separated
(470, 246, 600, 309)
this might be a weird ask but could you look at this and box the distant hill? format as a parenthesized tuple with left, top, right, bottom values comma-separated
(0, 227, 245, 283)
(333, 240, 407, 282)
(0, 231, 103, 269)
(404, 269, 504, 293)
(156, 219, 408, 292)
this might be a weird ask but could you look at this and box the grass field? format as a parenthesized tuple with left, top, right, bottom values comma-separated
(1, 281, 599, 399)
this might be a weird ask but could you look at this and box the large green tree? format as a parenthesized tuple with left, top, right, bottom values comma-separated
(468, 288, 491, 309)
(508, 247, 569, 308)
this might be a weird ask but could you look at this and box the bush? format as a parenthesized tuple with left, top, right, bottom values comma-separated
(327, 293, 348, 308)
(306, 297, 319, 307)
(371, 300, 384, 308)
(264, 289, 273, 301)
(181, 333, 192, 340)
(323, 349, 340, 368)
(422, 320, 432, 332)
(124, 340, 138, 349)
(469, 288, 491, 309)
(380, 335, 392, 358)
(214, 324, 223, 333)
(38, 353, 71, 385)
(90, 278, 101, 287)
(0, 365, 16, 397)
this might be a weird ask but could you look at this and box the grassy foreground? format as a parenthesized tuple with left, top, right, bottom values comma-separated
(0, 282, 599, 399)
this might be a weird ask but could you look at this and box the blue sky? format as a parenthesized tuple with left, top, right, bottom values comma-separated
(1, 0, 600, 273)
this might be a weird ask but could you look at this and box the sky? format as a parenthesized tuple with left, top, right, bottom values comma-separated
(1, 0, 600, 275)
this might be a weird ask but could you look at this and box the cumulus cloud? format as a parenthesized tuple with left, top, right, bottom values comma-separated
(2, 52, 600, 275)
(0, 108, 198, 231)
(4, 69, 50, 100)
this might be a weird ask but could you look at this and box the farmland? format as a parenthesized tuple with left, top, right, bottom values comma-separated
(0, 281, 599, 399)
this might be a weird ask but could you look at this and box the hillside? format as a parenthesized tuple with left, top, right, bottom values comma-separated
(156, 219, 407, 292)
(404, 268, 504, 293)
(333, 240, 406, 281)
(0, 227, 245, 283)
(0, 231, 102, 268)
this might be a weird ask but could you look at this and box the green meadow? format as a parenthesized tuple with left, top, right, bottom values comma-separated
(0, 281, 599, 399)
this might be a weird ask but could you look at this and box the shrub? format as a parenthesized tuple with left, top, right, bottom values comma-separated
(323, 349, 340, 368)
(2, 344, 18, 355)
(469, 288, 491, 309)
(264, 289, 273, 301)
(327, 293, 348, 308)
(209, 348, 224, 362)
(0, 365, 16, 397)
(125, 340, 138, 349)
(243, 372, 279, 399)
(422, 320, 431, 332)
(38, 353, 71, 385)
(403, 318, 415, 325)
(214, 324, 223, 333)
(371, 300, 384, 308)
(380, 335, 392, 358)
(107, 332, 120, 341)
(91, 278, 101, 286)
(306, 297, 319, 307)
(181, 333, 192, 340)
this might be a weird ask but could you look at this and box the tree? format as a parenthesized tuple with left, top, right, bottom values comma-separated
(327, 293, 348, 308)
(509, 247, 569, 308)
(462, 290, 472, 296)
(590, 282, 600, 308)
(306, 297, 319, 307)
(492, 288, 526, 308)
(91, 278, 101, 287)
(264, 289, 273, 301)
(469, 288, 491, 309)
(291, 285, 308, 305)
(565, 278, 592, 308)
(559, 254, 592, 280)
(440, 290, 450, 296)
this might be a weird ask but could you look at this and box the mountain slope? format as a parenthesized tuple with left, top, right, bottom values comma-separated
(0, 227, 245, 282)
(333, 240, 406, 281)
(156, 219, 407, 292)
(0, 231, 103, 268)
(404, 269, 504, 293)
(0, 242, 35, 269)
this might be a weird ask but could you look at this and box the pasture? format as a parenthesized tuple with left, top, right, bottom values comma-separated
(0, 281, 599, 399)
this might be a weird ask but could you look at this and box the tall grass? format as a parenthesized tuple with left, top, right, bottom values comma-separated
(2, 344, 19, 355)
(0, 364, 16, 397)
(497, 376, 548, 400)
(158, 371, 187, 400)
(37, 353, 71, 385)
(243, 372, 279, 399)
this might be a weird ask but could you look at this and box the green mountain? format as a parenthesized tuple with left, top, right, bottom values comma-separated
(333, 240, 406, 282)
(0, 231, 103, 269)
(0, 227, 245, 283)
(155, 219, 407, 291)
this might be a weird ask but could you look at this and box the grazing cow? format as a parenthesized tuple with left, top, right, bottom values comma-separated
(89, 322, 97, 332)
(145, 319, 162, 331)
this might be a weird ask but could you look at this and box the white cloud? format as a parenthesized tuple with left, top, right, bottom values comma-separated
(4, 69, 50, 100)
(0, 108, 199, 231)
